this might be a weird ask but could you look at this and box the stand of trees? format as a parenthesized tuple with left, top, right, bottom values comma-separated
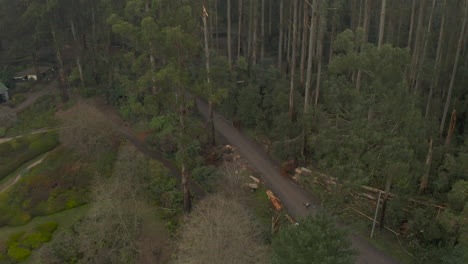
(1, 0, 467, 263)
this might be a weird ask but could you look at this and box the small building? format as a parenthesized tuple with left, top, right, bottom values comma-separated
(0, 82, 9, 103)
(13, 66, 53, 81)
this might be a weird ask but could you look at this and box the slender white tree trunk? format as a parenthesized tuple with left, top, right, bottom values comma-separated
(300, 3, 309, 88)
(414, 0, 436, 95)
(278, 0, 284, 70)
(425, 0, 446, 119)
(408, 0, 416, 48)
(261, 0, 265, 61)
(315, 7, 326, 106)
(238, 0, 243, 58)
(289, 0, 298, 120)
(378, 0, 386, 48)
(304, 0, 318, 114)
(203, 6, 215, 145)
(252, 0, 258, 65)
(439, 0, 467, 136)
(227, 0, 232, 69)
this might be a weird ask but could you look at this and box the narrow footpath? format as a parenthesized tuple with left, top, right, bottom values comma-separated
(195, 98, 401, 264)
(0, 152, 50, 194)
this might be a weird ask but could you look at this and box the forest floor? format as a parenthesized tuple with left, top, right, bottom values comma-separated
(11, 80, 58, 113)
(194, 97, 402, 264)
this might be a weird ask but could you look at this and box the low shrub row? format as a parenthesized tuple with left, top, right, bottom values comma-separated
(0, 131, 59, 181)
(0, 222, 58, 263)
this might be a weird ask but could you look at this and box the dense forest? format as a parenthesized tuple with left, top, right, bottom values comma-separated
(0, 0, 467, 263)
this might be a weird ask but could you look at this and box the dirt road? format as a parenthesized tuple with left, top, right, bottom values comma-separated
(0, 128, 58, 144)
(195, 98, 401, 264)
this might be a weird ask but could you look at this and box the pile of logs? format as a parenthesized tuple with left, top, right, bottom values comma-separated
(294, 167, 444, 209)
(293, 167, 446, 235)
(244, 175, 260, 191)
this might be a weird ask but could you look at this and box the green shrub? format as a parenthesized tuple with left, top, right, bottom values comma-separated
(36, 221, 58, 233)
(7, 212, 31, 226)
(0, 127, 5, 137)
(21, 233, 52, 249)
(192, 165, 222, 192)
(66, 199, 79, 209)
(272, 212, 356, 264)
(7, 246, 31, 262)
(7, 232, 25, 246)
(448, 180, 468, 212)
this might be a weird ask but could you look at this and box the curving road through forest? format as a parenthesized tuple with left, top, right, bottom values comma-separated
(195, 97, 401, 264)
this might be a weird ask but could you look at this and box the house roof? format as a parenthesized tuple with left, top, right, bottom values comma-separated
(15, 66, 52, 77)
(0, 82, 8, 92)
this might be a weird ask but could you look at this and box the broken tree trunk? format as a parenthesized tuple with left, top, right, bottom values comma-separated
(445, 109, 457, 146)
(419, 137, 433, 193)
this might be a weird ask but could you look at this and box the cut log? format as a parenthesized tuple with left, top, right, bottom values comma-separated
(285, 214, 296, 224)
(247, 183, 259, 190)
(249, 175, 261, 183)
(266, 190, 283, 211)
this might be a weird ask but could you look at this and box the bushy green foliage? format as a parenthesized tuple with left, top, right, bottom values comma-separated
(272, 212, 356, 264)
(192, 165, 222, 193)
(448, 181, 468, 212)
(238, 84, 262, 127)
(1, 221, 58, 263)
(7, 232, 25, 246)
(21, 233, 52, 249)
(7, 246, 31, 262)
(144, 160, 182, 209)
(36, 222, 59, 233)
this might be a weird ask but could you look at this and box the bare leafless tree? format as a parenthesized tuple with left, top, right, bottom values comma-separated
(57, 103, 119, 157)
(173, 193, 269, 264)
(77, 145, 146, 264)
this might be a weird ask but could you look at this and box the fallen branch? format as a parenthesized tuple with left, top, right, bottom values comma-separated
(346, 206, 400, 236)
